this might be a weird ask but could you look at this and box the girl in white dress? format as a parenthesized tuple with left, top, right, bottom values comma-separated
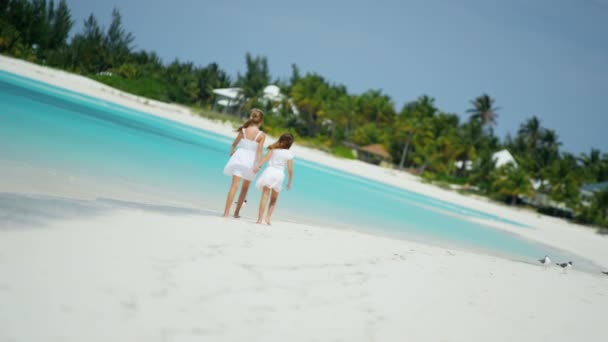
(223, 109, 265, 218)
(253, 133, 294, 225)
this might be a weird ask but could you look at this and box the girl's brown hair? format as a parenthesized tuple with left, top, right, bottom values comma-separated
(235, 108, 264, 132)
(268, 133, 294, 150)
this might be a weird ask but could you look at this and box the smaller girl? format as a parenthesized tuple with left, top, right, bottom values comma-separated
(253, 133, 294, 225)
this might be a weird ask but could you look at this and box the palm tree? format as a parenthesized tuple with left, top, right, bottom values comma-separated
(454, 120, 482, 176)
(468, 150, 497, 193)
(236, 53, 270, 100)
(467, 94, 499, 127)
(531, 128, 562, 191)
(517, 116, 543, 150)
(491, 164, 534, 205)
(541, 129, 560, 148)
(540, 129, 561, 164)
(396, 96, 437, 169)
(544, 154, 582, 209)
(579, 148, 602, 182)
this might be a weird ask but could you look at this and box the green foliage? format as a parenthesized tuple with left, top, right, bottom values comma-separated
(467, 150, 496, 193)
(237, 53, 269, 99)
(332, 145, 356, 159)
(577, 189, 608, 229)
(163, 59, 199, 103)
(592, 190, 608, 223)
(467, 93, 498, 127)
(112, 63, 139, 79)
(491, 164, 534, 205)
(104, 7, 133, 68)
(48, 0, 73, 49)
(70, 13, 105, 73)
(543, 153, 582, 209)
(195, 62, 231, 104)
(0, 0, 72, 59)
(351, 122, 387, 146)
(92, 74, 171, 101)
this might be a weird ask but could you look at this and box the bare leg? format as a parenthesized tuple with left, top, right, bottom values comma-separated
(234, 180, 250, 218)
(257, 187, 270, 224)
(265, 190, 279, 225)
(223, 176, 241, 217)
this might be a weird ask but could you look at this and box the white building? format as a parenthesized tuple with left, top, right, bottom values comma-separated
(212, 87, 244, 113)
(492, 149, 517, 168)
(212, 85, 299, 115)
(454, 149, 517, 171)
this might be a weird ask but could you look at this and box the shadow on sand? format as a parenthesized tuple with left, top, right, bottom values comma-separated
(0, 192, 220, 230)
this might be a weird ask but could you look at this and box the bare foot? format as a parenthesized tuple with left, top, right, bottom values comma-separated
(265, 221, 271, 226)
(256, 220, 263, 224)
(234, 214, 241, 219)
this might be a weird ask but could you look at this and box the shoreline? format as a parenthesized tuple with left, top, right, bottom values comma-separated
(1, 55, 606, 268)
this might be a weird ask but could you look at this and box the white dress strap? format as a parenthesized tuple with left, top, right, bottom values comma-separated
(253, 131, 263, 142)
(242, 128, 248, 140)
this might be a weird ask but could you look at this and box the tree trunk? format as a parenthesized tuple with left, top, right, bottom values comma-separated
(511, 194, 517, 205)
(399, 133, 413, 170)
(420, 162, 428, 174)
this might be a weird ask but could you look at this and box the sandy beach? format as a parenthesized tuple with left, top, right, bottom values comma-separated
(1, 55, 608, 341)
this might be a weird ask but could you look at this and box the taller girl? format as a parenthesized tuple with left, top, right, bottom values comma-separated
(223, 109, 265, 218)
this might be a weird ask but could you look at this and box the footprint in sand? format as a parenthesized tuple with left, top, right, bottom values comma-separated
(392, 253, 407, 261)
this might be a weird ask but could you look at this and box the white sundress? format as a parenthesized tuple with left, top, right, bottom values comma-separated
(255, 149, 294, 192)
(223, 129, 263, 181)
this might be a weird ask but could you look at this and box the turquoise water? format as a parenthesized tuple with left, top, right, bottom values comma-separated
(0, 70, 581, 263)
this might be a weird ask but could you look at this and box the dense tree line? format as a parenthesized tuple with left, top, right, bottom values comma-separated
(1, 1, 607, 229)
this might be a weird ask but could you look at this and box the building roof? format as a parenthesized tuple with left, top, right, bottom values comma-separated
(453, 149, 516, 171)
(263, 85, 283, 102)
(213, 87, 243, 100)
(492, 149, 517, 168)
(581, 181, 608, 194)
(360, 144, 391, 159)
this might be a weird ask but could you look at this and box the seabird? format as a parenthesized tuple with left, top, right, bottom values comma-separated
(538, 255, 551, 265)
(556, 261, 573, 268)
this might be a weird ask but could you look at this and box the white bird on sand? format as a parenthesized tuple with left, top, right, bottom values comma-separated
(538, 255, 551, 265)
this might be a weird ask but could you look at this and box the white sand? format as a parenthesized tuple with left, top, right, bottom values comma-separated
(1, 211, 607, 342)
(1, 55, 608, 341)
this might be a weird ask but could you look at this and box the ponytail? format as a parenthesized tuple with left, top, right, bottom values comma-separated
(235, 108, 264, 132)
(268, 133, 294, 150)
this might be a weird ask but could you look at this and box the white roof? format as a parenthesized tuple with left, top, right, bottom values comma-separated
(213, 87, 243, 100)
(263, 85, 281, 97)
(454, 150, 517, 171)
(262, 85, 284, 102)
(492, 149, 517, 168)
(216, 99, 240, 107)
